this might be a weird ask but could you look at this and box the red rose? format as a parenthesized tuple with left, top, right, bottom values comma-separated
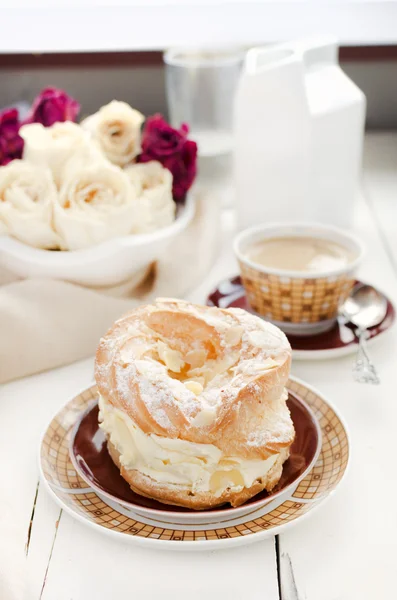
(138, 114, 197, 202)
(0, 108, 23, 165)
(23, 87, 80, 127)
(141, 114, 189, 157)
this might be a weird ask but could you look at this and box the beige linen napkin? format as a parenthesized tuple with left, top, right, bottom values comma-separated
(0, 193, 220, 384)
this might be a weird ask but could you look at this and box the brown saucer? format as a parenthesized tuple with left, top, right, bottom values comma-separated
(70, 391, 320, 516)
(41, 380, 348, 546)
(207, 276, 395, 360)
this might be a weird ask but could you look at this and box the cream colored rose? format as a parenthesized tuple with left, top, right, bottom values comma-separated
(81, 101, 144, 167)
(54, 163, 140, 250)
(124, 161, 176, 233)
(20, 121, 101, 186)
(0, 160, 60, 249)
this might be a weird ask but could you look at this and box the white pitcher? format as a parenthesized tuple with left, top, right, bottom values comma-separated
(234, 37, 366, 230)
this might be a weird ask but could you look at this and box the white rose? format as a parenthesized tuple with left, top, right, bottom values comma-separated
(124, 161, 176, 233)
(20, 121, 101, 186)
(81, 101, 144, 167)
(0, 160, 60, 249)
(54, 163, 140, 250)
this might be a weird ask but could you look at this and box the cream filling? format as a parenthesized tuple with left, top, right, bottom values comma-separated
(98, 395, 279, 497)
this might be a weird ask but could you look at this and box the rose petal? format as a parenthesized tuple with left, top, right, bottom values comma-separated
(23, 87, 80, 127)
(141, 114, 187, 157)
(0, 107, 23, 164)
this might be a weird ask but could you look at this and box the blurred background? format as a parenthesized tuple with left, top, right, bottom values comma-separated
(1, 0, 397, 128)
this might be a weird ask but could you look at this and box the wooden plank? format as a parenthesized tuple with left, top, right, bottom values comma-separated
(26, 484, 62, 599)
(32, 201, 279, 600)
(5, 133, 397, 598)
(277, 148, 397, 599)
(0, 357, 94, 597)
(41, 511, 280, 600)
(362, 132, 397, 273)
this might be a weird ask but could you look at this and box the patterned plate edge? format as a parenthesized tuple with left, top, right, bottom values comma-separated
(38, 377, 350, 549)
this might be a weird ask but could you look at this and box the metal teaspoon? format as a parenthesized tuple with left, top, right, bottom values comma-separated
(340, 283, 387, 384)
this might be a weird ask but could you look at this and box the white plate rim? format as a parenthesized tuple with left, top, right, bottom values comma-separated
(38, 376, 350, 550)
(67, 391, 322, 522)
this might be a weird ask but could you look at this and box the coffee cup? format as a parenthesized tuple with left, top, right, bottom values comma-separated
(233, 223, 365, 336)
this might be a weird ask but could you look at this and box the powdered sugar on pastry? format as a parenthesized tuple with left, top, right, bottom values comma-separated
(95, 299, 295, 508)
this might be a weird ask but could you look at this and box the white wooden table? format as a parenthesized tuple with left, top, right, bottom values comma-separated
(2, 132, 397, 600)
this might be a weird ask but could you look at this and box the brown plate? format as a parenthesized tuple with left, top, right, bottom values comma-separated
(70, 390, 321, 518)
(40, 379, 348, 547)
(208, 276, 395, 360)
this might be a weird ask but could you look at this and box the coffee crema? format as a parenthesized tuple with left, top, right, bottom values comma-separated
(245, 236, 355, 273)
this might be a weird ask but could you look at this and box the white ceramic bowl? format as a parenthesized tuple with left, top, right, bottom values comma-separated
(0, 195, 195, 287)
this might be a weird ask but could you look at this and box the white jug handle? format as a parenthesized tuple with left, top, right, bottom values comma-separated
(245, 36, 338, 74)
(245, 46, 299, 74)
(290, 36, 338, 66)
